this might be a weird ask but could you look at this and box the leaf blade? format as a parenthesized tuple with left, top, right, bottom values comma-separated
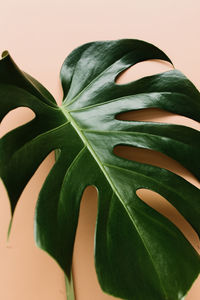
(1, 39, 199, 300)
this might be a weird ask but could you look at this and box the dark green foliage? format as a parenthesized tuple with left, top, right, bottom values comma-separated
(0, 39, 200, 300)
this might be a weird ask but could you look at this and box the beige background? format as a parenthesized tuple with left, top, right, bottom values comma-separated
(0, 0, 199, 299)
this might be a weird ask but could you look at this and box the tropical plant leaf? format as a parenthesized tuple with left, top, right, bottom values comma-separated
(0, 40, 200, 300)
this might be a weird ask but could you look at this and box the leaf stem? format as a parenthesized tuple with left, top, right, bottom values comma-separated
(65, 271, 75, 300)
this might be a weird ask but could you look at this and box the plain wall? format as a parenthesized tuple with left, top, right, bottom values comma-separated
(0, 1, 199, 299)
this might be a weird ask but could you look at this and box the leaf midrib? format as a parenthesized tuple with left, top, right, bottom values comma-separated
(60, 106, 130, 209)
(60, 105, 167, 299)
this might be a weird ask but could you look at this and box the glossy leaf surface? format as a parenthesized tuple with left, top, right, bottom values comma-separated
(0, 40, 200, 300)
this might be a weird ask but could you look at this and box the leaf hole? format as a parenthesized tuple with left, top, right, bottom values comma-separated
(73, 186, 101, 299)
(136, 188, 200, 253)
(0, 107, 35, 138)
(114, 145, 199, 188)
(116, 108, 200, 131)
(115, 59, 173, 85)
(7, 150, 56, 241)
(0, 151, 67, 298)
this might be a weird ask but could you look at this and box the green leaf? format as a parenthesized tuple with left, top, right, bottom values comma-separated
(0, 39, 200, 300)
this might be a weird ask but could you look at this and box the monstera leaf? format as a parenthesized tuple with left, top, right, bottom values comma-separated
(0, 39, 200, 300)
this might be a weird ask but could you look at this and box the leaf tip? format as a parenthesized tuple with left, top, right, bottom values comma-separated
(6, 217, 13, 242)
(1, 50, 9, 59)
